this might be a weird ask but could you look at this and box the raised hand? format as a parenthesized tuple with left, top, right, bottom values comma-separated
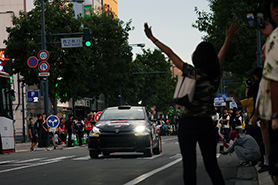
(144, 23, 154, 39)
(225, 23, 239, 40)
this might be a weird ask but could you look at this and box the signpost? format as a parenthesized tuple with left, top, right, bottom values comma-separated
(61, 37, 83, 48)
(27, 56, 39, 68)
(38, 61, 50, 72)
(94, 112, 102, 122)
(46, 115, 60, 132)
(38, 50, 49, 61)
(27, 91, 39, 103)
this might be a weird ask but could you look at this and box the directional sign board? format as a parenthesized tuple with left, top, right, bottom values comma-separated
(38, 61, 50, 72)
(46, 115, 60, 128)
(27, 91, 39, 103)
(94, 112, 102, 122)
(61, 37, 83, 48)
(38, 50, 49, 61)
(27, 56, 39, 68)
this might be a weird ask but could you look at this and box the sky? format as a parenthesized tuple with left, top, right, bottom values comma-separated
(117, 0, 211, 65)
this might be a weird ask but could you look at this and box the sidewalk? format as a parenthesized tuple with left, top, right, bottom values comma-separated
(14, 142, 275, 185)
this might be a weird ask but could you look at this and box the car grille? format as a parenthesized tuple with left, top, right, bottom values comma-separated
(100, 134, 136, 148)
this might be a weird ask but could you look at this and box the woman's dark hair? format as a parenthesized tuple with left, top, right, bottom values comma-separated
(192, 42, 220, 81)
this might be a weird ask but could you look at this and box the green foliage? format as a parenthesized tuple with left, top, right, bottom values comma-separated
(193, 0, 269, 81)
(126, 49, 176, 113)
(4, 0, 134, 107)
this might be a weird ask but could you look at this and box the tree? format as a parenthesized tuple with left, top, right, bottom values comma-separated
(127, 49, 176, 113)
(193, 0, 269, 80)
(5, 0, 134, 112)
(193, 0, 271, 98)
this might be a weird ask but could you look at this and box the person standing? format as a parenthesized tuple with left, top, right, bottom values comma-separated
(28, 118, 37, 151)
(255, 1, 278, 182)
(65, 114, 74, 147)
(42, 115, 49, 147)
(221, 108, 230, 143)
(144, 22, 238, 184)
(36, 114, 43, 147)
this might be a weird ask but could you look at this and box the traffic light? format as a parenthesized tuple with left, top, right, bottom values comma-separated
(83, 28, 92, 47)
(9, 76, 13, 83)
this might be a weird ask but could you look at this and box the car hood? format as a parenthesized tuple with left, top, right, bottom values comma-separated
(96, 120, 146, 132)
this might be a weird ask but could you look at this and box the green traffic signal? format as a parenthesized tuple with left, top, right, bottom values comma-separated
(83, 28, 92, 48)
(85, 41, 92, 47)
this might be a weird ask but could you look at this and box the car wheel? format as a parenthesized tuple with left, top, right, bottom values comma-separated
(103, 151, 110, 157)
(89, 150, 99, 159)
(144, 137, 153, 157)
(153, 136, 162, 155)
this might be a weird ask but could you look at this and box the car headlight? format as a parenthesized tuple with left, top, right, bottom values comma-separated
(92, 127, 101, 134)
(134, 125, 145, 132)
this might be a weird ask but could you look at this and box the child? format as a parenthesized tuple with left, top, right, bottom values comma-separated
(53, 128, 61, 149)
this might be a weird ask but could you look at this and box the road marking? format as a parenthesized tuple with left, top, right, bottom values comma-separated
(14, 158, 45, 163)
(0, 156, 75, 174)
(216, 153, 221, 158)
(0, 161, 16, 165)
(123, 157, 182, 185)
(137, 154, 163, 160)
(169, 154, 181, 159)
(162, 137, 178, 142)
(72, 156, 91, 160)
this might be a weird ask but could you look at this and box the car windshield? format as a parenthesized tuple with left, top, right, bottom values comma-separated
(99, 108, 145, 121)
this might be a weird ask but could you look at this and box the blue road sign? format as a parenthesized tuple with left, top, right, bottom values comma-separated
(46, 115, 60, 128)
(27, 91, 39, 103)
(27, 56, 39, 68)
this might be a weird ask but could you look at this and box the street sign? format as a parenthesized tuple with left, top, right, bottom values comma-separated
(214, 102, 226, 107)
(61, 37, 83, 48)
(38, 50, 49, 61)
(226, 97, 234, 101)
(39, 72, 50, 77)
(46, 115, 60, 128)
(38, 61, 50, 72)
(27, 91, 39, 103)
(27, 56, 39, 68)
(94, 112, 102, 122)
(229, 102, 238, 109)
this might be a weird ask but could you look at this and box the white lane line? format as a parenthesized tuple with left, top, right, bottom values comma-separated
(14, 158, 45, 163)
(137, 154, 163, 160)
(72, 156, 91, 160)
(0, 156, 75, 174)
(169, 154, 181, 159)
(216, 154, 221, 158)
(123, 157, 182, 185)
(0, 161, 16, 165)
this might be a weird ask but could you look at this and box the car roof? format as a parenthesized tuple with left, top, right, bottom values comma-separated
(105, 105, 146, 110)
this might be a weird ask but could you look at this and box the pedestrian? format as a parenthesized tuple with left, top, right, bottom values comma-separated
(221, 108, 230, 143)
(220, 130, 261, 166)
(144, 22, 238, 185)
(65, 114, 74, 147)
(28, 118, 38, 151)
(36, 114, 43, 147)
(254, 1, 278, 182)
(75, 117, 84, 146)
(84, 113, 93, 142)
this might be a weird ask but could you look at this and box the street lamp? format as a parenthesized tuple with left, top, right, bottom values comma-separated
(0, 11, 15, 16)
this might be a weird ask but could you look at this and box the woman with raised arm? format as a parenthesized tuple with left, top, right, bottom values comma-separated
(144, 23, 238, 185)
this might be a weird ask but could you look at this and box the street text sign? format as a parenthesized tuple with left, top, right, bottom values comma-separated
(27, 91, 39, 103)
(61, 37, 83, 48)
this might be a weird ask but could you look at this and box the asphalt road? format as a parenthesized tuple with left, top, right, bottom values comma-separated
(0, 136, 238, 185)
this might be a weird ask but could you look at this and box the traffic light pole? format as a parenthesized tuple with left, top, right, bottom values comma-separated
(41, 0, 49, 116)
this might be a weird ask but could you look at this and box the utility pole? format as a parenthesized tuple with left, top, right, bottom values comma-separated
(41, 0, 49, 116)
